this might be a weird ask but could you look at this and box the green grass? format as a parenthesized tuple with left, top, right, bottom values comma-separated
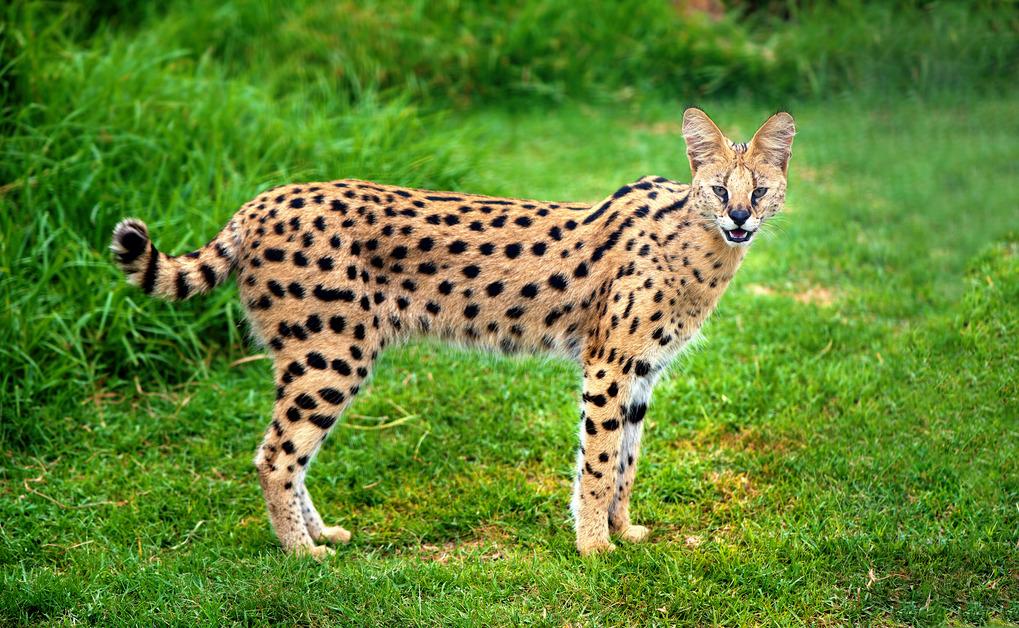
(2, 2, 1018, 625)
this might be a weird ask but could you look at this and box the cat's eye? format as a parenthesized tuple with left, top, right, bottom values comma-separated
(752, 187, 768, 201)
(712, 186, 728, 200)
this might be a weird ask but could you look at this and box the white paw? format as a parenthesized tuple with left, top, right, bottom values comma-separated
(577, 540, 616, 556)
(618, 524, 650, 543)
(294, 544, 335, 560)
(320, 525, 352, 545)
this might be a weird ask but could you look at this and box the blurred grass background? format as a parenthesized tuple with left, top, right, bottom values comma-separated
(1, 1, 1017, 625)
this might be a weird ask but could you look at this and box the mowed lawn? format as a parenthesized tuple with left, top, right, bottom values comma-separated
(2, 65, 1017, 627)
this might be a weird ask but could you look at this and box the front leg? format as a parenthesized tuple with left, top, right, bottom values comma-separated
(608, 375, 655, 543)
(571, 359, 632, 555)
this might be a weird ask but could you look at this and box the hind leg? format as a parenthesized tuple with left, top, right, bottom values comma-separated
(255, 336, 375, 557)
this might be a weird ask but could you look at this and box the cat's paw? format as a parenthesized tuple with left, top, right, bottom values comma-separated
(293, 544, 335, 560)
(319, 525, 351, 545)
(617, 524, 650, 543)
(577, 539, 616, 556)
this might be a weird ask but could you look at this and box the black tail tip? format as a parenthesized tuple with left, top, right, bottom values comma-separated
(111, 218, 150, 265)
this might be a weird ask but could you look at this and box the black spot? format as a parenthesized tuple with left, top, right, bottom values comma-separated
(286, 407, 301, 422)
(318, 387, 345, 405)
(598, 452, 609, 463)
(506, 306, 525, 319)
(295, 393, 318, 410)
(302, 316, 322, 334)
(574, 262, 588, 278)
(293, 251, 308, 267)
(198, 265, 216, 289)
(486, 281, 504, 297)
(479, 243, 496, 255)
(265, 248, 285, 262)
(317, 257, 334, 271)
(584, 393, 607, 407)
(548, 273, 569, 291)
(504, 243, 522, 259)
(176, 272, 191, 299)
(314, 286, 355, 302)
(353, 323, 366, 340)
(308, 414, 336, 429)
(418, 262, 437, 275)
(585, 418, 597, 435)
(438, 280, 454, 295)
(418, 237, 434, 251)
(531, 242, 547, 256)
(328, 315, 346, 334)
(601, 419, 620, 431)
(514, 216, 532, 228)
(288, 282, 305, 299)
(464, 304, 480, 319)
(426, 301, 441, 314)
(331, 359, 352, 376)
(626, 403, 647, 424)
(267, 280, 286, 297)
(282, 440, 296, 454)
(290, 197, 305, 209)
(462, 265, 481, 279)
(401, 279, 417, 292)
(306, 352, 327, 369)
(521, 283, 539, 298)
(287, 362, 306, 377)
(448, 240, 468, 254)
(397, 296, 410, 310)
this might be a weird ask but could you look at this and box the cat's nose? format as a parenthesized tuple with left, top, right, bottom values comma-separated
(728, 208, 751, 226)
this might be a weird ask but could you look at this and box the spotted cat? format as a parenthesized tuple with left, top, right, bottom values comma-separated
(111, 108, 795, 557)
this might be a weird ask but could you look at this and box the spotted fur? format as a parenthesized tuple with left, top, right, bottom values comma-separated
(111, 108, 795, 557)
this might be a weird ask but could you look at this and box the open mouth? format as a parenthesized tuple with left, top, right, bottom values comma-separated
(723, 228, 755, 243)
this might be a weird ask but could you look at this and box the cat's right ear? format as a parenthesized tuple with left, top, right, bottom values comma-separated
(682, 108, 730, 176)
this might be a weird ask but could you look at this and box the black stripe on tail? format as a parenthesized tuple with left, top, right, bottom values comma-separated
(111, 217, 237, 301)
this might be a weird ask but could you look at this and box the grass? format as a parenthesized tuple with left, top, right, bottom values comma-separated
(2, 1, 1018, 625)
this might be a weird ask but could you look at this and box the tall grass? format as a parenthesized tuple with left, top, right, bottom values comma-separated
(0, 6, 481, 446)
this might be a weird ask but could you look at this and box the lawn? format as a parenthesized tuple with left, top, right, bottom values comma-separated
(1, 2, 1017, 626)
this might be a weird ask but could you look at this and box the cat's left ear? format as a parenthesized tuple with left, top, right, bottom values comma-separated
(748, 112, 796, 174)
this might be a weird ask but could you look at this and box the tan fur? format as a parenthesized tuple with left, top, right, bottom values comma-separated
(111, 109, 794, 557)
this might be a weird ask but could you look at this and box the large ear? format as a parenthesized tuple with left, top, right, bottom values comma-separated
(682, 108, 730, 176)
(748, 112, 795, 174)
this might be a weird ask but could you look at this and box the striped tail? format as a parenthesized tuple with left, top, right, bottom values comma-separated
(110, 218, 239, 300)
